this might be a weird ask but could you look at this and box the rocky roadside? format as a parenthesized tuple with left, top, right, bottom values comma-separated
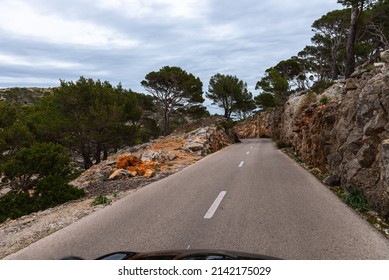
(0, 123, 237, 259)
(235, 50, 389, 222)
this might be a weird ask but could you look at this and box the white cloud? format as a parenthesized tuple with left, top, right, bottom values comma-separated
(0, 76, 58, 86)
(94, 0, 209, 19)
(0, 0, 140, 48)
(0, 0, 341, 95)
(203, 23, 241, 41)
(0, 53, 82, 69)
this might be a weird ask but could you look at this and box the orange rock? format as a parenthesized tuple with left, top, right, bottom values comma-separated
(144, 160, 159, 168)
(109, 169, 123, 180)
(117, 154, 143, 169)
(125, 166, 138, 177)
(116, 154, 158, 178)
(136, 165, 147, 176)
(144, 169, 156, 178)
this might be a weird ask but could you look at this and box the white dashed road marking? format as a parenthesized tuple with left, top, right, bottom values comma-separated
(204, 191, 227, 219)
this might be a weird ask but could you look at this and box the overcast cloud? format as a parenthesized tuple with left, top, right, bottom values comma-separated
(0, 0, 340, 110)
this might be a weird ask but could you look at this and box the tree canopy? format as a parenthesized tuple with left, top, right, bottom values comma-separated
(141, 66, 204, 135)
(255, 0, 388, 107)
(29, 77, 142, 169)
(206, 73, 255, 119)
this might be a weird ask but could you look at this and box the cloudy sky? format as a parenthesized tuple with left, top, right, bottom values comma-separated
(0, 0, 340, 110)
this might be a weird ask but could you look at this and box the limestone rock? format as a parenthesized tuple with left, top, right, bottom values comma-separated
(108, 169, 131, 180)
(381, 140, 389, 186)
(168, 154, 177, 161)
(185, 142, 204, 152)
(345, 79, 358, 91)
(381, 50, 389, 63)
(141, 150, 166, 162)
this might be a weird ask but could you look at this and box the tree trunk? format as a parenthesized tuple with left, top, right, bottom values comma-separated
(95, 143, 101, 164)
(345, 4, 361, 78)
(83, 155, 93, 169)
(331, 47, 340, 80)
(163, 111, 170, 136)
(81, 145, 93, 169)
(103, 144, 108, 161)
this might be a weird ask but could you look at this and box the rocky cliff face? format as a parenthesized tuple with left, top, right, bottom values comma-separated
(236, 50, 389, 220)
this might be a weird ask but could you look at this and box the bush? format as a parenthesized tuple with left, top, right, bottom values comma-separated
(1, 142, 72, 191)
(276, 140, 292, 149)
(0, 191, 32, 222)
(311, 80, 335, 94)
(320, 96, 331, 105)
(0, 176, 85, 223)
(343, 188, 370, 213)
(34, 175, 85, 209)
(91, 195, 112, 206)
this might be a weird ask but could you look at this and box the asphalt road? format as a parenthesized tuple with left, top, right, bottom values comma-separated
(5, 139, 389, 259)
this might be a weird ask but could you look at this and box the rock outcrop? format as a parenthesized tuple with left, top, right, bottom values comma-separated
(236, 50, 389, 220)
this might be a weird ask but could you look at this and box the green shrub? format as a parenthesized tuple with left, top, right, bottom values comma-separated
(0, 191, 32, 222)
(34, 175, 85, 209)
(1, 142, 72, 191)
(311, 80, 335, 94)
(276, 140, 292, 149)
(363, 64, 374, 72)
(343, 188, 370, 212)
(91, 195, 112, 206)
(319, 96, 331, 105)
(0, 176, 85, 223)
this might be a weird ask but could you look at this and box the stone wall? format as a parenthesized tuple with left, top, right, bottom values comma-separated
(236, 50, 389, 219)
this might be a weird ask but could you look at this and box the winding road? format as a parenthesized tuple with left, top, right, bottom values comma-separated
(6, 139, 389, 259)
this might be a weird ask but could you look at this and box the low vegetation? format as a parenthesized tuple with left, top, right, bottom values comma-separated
(276, 140, 292, 149)
(319, 96, 331, 105)
(343, 188, 370, 213)
(0, 177, 85, 223)
(91, 195, 112, 206)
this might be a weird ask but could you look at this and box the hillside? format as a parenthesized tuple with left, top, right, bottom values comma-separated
(0, 87, 51, 105)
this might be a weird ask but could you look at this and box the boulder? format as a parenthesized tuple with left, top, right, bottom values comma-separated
(108, 169, 131, 180)
(168, 153, 177, 161)
(345, 79, 358, 91)
(185, 142, 204, 152)
(117, 155, 142, 169)
(323, 175, 341, 186)
(144, 169, 156, 178)
(381, 50, 389, 63)
(141, 150, 166, 162)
